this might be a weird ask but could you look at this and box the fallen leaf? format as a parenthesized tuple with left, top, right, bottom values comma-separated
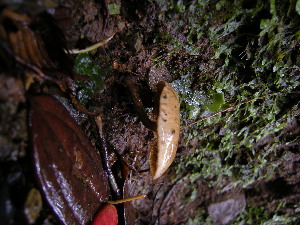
(29, 95, 111, 225)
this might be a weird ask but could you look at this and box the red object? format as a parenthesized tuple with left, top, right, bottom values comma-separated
(92, 204, 118, 225)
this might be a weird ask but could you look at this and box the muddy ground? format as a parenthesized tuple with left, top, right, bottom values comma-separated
(0, 0, 300, 224)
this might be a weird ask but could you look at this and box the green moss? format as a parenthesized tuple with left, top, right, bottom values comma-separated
(150, 0, 187, 13)
(234, 203, 300, 224)
(152, 0, 300, 222)
(73, 53, 106, 105)
(297, 0, 300, 15)
(185, 208, 212, 225)
(233, 205, 270, 224)
(206, 93, 225, 112)
(108, 3, 121, 15)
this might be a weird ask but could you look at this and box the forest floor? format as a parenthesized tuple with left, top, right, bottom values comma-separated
(1, 0, 300, 224)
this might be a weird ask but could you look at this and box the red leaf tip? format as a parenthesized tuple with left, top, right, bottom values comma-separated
(92, 204, 118, 225)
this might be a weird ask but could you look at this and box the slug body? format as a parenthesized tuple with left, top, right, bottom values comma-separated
(150, 81, 180, 179)
(124, 78, 180, 179)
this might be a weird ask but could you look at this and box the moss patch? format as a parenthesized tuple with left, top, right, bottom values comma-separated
(149, 0, 300, 223)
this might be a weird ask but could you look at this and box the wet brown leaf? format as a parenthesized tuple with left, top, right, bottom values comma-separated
(29, 95, 111, 225)
(0, 7, 72, 74)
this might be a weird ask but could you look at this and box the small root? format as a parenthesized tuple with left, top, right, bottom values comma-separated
(66, 35, 114, 54)
(108, 194, 146, 205)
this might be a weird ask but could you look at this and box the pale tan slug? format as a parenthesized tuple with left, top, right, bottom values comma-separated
(124, 79, 180, 179)
(150, 81, 180, 179)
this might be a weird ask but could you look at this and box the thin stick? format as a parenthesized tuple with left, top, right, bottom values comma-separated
(108, 194, 147, 204)
(181, 93, 273, 130)
(66, 35, 114, 54)
(95, 115, 121, 199)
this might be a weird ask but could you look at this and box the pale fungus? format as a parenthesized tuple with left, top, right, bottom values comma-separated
(125, 78, 180, 179)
